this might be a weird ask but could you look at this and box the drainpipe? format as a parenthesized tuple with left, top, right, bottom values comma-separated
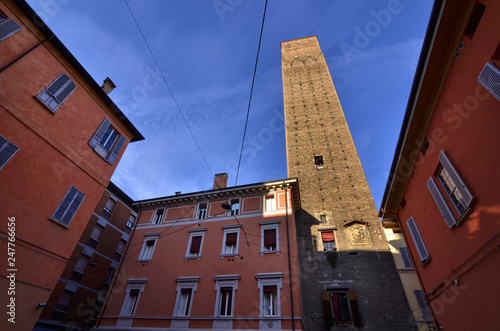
(284, 180, 295, 331)
(97, 203, 142, 328)
(382, 210, 440, 330)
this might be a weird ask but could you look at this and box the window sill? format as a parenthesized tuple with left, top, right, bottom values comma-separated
(455, 206, 473, 227)
(220, 253, 239, 258)
(260, 250, 280, 256)
(420, 256, 431, 268)
(184, 256, 201, 261)
(48, 217, 70, 229)
(137, 259, 152, 263)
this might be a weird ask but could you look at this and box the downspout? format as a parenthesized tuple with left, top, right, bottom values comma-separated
(0, 36, 54, 74)
(97, 203, 142, 328)
(284, 180, 295, 331)
(382, 210, 440, 330)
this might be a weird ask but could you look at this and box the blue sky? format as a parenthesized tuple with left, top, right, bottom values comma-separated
(26, 0, 434, 209)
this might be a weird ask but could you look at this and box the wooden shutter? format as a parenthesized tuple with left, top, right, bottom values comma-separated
(37, 74, 76, 112)
(477, 62, 500, 101)
(226, 232, 237, 245)
(190, 236, 202, 252)
(52, 186, 85, 225)
(0, 136, 19, 170)
(264, 229, 276, 246)
(406, 217, 429, 262)
(414, 290, 432, 321)
(89, 118, 111, 148)
(347, 289, 361, 327)
(427, 177, 456, 228)
(439, 151, 473, 206)
(321, 290, 334, 327)
(0, 18, 21, 40)
(107, 135, 126, 165)
(399, 247, 414, 269)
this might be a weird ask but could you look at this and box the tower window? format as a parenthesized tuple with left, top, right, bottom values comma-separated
(314, 155, 324, 168)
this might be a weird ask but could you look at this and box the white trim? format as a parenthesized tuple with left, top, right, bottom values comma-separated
(138, 235, 158, 262)
(221, 228, 240, 257)
(214, 277, 238, 317)
(119, 281, 147, 316)
(260, 223, 280, 255)
(256, 275, 283, 318)
(185, 231, 206, 260)
(151, 208, 165, 225)
(173, 279, 198, 317)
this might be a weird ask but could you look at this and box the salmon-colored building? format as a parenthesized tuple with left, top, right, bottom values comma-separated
(97, 175, 303, 330)
(379, 1, 500, 330)
(0, 1, 143, 330)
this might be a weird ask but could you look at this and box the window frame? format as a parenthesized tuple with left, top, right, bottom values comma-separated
(173, 277, 199, 317)
(197, 203, 208, 219)
(36, 73, 77, 112)
(229, 199, 240, 216)
(185, 229, 206, 260)
(406, 217, 430, 265)
(0, 13, 21, 41)
(399, 247, 414, 270)
(322, 288, 360, 327)
(320, 230, 336, 252)
(221, 228, 240, 257)
(259, 221, 280, 255)
(138, 234, 158, 262)
(265, 194, 276, 212)
(89, 118, 126, 165)
(256, 273, 283, 318)
(214, 275, 239, 317)
(120, 280, 147, 316)
(0, 135, 19, 170)
(151, 208, 164, 224)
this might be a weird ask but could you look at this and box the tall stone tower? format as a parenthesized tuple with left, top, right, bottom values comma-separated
(281, 36, 414, 330)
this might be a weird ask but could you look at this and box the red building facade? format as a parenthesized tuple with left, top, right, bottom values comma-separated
(97, 176, 303, 330)
(379, 1, 500, 330)
(0, 1, 143, 330)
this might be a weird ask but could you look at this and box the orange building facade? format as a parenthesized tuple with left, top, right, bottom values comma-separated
(379, 1, 500, 330)
(0, 1, 143, 330)
(97, 176, 303, 330)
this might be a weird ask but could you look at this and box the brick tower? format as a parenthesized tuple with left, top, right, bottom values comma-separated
(281, 36, 414, 330)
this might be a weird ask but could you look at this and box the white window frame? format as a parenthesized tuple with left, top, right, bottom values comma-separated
(214, 275, 239, 317)
(151, 208, 164, 224)
(138, 234, 158, 262)
(36, 73, 77, 112)
(173, 277, 199, 317)
(265, 194, 276, 211)
(256, 273, 283, 318)
(120, 279, 147, 316)
(197, 203, 208, 219)
(221, 227, 240, 257)
(229, 199, 240, 216)
(185, 229, 206, 260)
(88, 118, 126, 165)
(259, 220, 280, 255)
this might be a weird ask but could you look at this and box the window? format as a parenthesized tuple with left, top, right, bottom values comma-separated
(197, 203, 207, 219)
(51, 290, 74, 321)
(101, 198, 116, 220)
(103, 268, 116, 286)
(120, 280, 146, 316)
(414, 290, 432, 321)
(173, 277, 199, 317)
(399, 247, 414, 270)
(407, 217, 430, 263)
(186, 230, 205, 259)
(464, 2, 485, 38)
(265, 194, 276, 211)
(321, 231, 336, 252)
(229, 199, 239, 216)
(218, 287, 233, 316)
(256, 273, 283, 318)
(138, 235, 157, 262)
(314, 155, 324, 168)
(87, 224, 104, 248)
(427, 151, 473, 228)
(114, 239, 126, 261)
(89, 118, 126, 165)
(477, 62, 500, 102)
(0, 136, 19, 170)
(320, 214, 327, 223)
(37, 73, 77, 112)
(260, 221, 279, 254)
(125, 215, 135, 234)
(221, 228, 239, 256)
(0, 13, 21, 40)
(213, 275, 239, 319)
(152, 208, 164, 224)
(322, 288, 360, 327)
(51, 186, 85, 226)
(70, 254, 89, 282)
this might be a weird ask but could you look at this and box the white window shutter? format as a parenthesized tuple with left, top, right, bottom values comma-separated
(406, 217, 429, 262)
(0, 136, 19, 170)
(0, 18, 21, 41)
(477, 62, 500, 101)
(427, 177, 456, 228)
(89, 118, 111, 148)
(107, 135, 126, 165)
(439, 151, 473, 207)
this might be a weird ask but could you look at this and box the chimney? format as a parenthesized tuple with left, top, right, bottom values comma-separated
(213, 173, 228, 189)
(101, 77, 116, 94)
(175, 191, 181, 195)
